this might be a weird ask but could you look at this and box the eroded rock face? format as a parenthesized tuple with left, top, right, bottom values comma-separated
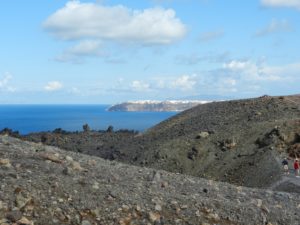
(0, 135, 300, 225)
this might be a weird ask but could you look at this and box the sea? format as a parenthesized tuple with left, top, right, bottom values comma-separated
(0, 105, 177, 135)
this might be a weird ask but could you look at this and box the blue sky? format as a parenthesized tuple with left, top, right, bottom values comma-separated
(0, 0, 299, 104)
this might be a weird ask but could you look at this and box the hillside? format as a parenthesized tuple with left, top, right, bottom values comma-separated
(133, 95, 300, 188)
(1, 135, 300, 225)
(20, 95, 300, 190)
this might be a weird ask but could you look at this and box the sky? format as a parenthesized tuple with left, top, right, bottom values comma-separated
(0, 0, 299, 104)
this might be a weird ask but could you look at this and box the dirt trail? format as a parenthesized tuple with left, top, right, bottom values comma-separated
(270, 173, 300, 193)
(285, 95, 300, 110)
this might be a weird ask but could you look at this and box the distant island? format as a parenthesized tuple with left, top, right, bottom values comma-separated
(108, 100, 211, 112)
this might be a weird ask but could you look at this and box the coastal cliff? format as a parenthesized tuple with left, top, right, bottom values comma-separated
(108, 100, 211, 112)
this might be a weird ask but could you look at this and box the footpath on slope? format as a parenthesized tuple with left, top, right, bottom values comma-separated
(269, 95, 300, 193)
(271, 173, 300, 193)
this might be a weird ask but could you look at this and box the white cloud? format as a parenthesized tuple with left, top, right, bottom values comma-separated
(0, 72, 16, 92)
(262, 62, 300, 78)
(261, 0, 300, 10)
(223, 60, 282, 81)
(214, 60, 300, 95)
(198, 30, 224, 42)
(44, 1, 186, 45)
(69, 58, 300, 99)
(55, 40, 103, 63)
(69, 87, 81, 94)
(223, 78, 237, 86)
(175, 51, 230, 65)
(66, 40, 102, 56)
(255, 19, 292, 37)
(171, 75, 197, 90)
(44, 81, 63, 91)
(111, 75, 197, 94)
(0, 73, 12, 88)
(131, 80, 151, 92)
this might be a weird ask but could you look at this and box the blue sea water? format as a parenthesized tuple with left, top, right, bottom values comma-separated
(0, 105, 177, 135)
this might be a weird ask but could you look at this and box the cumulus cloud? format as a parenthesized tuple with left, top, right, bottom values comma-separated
(131, 80, 151, 92)
(198, 30, 224, 42)
(50, 58, 299, 99)
(109, 75, 198, 94)
(261, 0, 300, 10)
(107, 59, 299, 98)
(255, 19, 292, 37)
(223, 60, 282, 81)
(0, 72, 15, 92)
(223, 78, 237, 86)
(44, 1, 186, 45)
(55, 40, 103, 63)
(158, 60, 292, 94)
(170, 75, 197, 90)
(44, 81, 63, 91)
(262, 62, 300, 78)
(0, 73, 12, 88)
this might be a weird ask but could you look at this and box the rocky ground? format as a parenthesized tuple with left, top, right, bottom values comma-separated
(19, 129, 139, 162)
(19, 95, 300, 191)
(1, 135, 300, 225)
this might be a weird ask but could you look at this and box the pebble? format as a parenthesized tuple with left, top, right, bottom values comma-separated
(155, 204, 162, 211)
(40, 153, 63, 164)
(15, 193, 31, 209)
(197, 131, 210, 139)
(72, 161, 84, 171)
(0, 158, 11, 167)
(121, 204, 130, 212)
(91, 208, 101, 218)
(136, 205, 141, 212)
(62, 167, 72, 175)
(92, 181, 100, 190)
(81, 220, 92, 225)
(87, 159, 97, 166)
(6, 210, 22, 222)
(257, 199, 262, 207)
(148, 211, 161, 222)
(17, 217, 33, 225)
(161, 181, 168, 188)
(206, 213, 220, 221)
(261, 205, 270, 214)
(65, 156, 73, 162)
(119, 216, 132, 225)
(180, 205, 188, 209)
(152, 171, 161, 183)
(0, 201, 4, 210)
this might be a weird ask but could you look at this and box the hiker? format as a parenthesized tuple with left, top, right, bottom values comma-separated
(282, 158, 289, 175)
(293, 159, 299, 177)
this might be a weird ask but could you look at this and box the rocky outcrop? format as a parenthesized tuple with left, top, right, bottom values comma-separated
(1, 135, 300, 225)
(108, 100, 211, 112)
